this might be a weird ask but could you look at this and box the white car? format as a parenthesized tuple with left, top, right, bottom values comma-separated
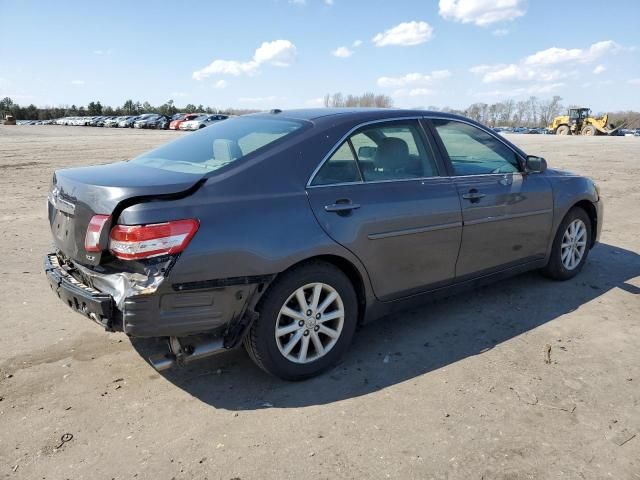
(179, 114, 228, 131)
(104, 116, 126, 127)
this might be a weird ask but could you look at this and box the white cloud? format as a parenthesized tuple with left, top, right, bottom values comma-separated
(238, 96, 278, 104)
(253, 40, 297, 66)
(471, 41, 621, 88)
(352, 39, 363, 47)
(629, 78, 640, 85)
(289, 0, 306, 4)
(524, 40, 619, 66)
(593, 64, 606, 75)
(71, 80, 85, 85)
(93, 49, 113, 55)
(439, 0, 527, 26)
(324, 0, 334, 4)
(332, 46, 354, 58)
(377, 70, 451, 88)
(474, 82, 565, 98)
(409, 88, 434, 96)
(170, 91, 188, 98)
(372, 21, 433, 47)
(476, 63, 564, 83)
(492, 28, 509, 36)
(193, 40, 297, 80)
(213, 80, 227, 89)
(305, 97, 325, 107)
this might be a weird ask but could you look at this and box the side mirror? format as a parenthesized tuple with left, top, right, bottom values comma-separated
(525, 155, 547, 173)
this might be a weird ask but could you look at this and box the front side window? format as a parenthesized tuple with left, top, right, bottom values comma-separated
(312, 121, 438, 185)
(433, 119, 520, 175)
(132, 116, 305, 174)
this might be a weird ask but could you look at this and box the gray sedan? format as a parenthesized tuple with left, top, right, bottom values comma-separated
(44, 109, 603, 380)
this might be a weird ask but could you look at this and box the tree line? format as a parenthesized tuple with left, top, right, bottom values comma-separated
(2, 94, 639, 129)
(0, 97, 258, 121)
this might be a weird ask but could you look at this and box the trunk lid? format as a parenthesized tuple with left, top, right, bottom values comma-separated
(48, 161, 202, 266)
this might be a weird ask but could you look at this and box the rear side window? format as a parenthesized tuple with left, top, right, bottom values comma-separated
(132, 116, 305, 174)
(312, 121, 438, 185)
(353, 123, 437, 181)
(312, 142, 362, 186)
(433, 120, 520, 175)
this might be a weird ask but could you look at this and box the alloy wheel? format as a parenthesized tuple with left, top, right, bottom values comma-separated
(275, 283, 345, 364)
(561, 219, 587, 270)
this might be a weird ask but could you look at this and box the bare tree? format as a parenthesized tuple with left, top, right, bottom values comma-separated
(538, 95, 563, 127)
(324, 92, 392, 108)
(514, 100, 528, 127)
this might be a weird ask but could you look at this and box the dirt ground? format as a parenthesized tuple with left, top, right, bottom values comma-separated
(0, 125, 638, 480)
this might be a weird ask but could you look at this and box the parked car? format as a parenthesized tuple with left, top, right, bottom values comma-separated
(180, 114, 229, 131)
(169, 113, 200, 130)
(97, 116, 116, 127)
(118, 115, 140, 128)
(178, 114, 207, 131)
(103, 116, 126, 128)
(133, 114, 170, 129)
(44, 109, 603, 380)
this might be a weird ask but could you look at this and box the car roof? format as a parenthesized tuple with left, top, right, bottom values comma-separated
(251, 108, 467, 123)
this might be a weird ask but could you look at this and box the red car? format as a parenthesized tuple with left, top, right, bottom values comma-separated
(169, 113, 201, 130)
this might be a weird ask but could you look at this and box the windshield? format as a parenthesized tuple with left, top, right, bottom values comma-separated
(131, 116, 306, 174)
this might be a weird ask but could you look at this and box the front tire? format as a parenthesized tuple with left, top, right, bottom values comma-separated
(542, 207, 592, 280)
(244, 262, 358, 381)
(581, 125, 596, 136)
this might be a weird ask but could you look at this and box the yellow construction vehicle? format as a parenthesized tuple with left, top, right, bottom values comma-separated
(549, 107, 623, 136)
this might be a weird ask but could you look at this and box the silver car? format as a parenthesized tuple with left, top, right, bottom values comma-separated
(180, 114, 229, 131)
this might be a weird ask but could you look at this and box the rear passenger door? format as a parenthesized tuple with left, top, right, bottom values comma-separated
(306, 120, 462, 301)
(429, 118, 553, 278)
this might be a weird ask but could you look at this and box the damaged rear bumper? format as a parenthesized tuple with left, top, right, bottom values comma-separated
(45, 253, 120, 330)
(44, 252, 270, 338)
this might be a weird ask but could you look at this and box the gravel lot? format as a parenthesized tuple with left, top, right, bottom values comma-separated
(0, 125, 638, 479)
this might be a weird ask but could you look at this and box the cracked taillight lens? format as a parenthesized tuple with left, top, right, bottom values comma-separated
(109, 219, 199, 260)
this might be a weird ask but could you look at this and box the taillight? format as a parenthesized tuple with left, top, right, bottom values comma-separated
(109, 219, 199, 260)
(85, 215, 111, 252)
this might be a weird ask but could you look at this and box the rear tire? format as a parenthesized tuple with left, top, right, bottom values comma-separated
(244, 262, 358, 381)
(541, 207, 592, 280)
(556, 125, 570, 135)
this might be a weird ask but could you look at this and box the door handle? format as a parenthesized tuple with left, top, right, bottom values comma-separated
(324, 201, 361, 214)
(462, 189, 486, 202)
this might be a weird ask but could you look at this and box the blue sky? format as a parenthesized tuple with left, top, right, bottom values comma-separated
(1, 0, 639, 112)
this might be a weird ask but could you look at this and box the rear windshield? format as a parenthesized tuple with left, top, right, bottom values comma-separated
(131, 116, 306, 174)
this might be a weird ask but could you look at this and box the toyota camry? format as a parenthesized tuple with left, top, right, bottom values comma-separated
(44, 109, 603, 380)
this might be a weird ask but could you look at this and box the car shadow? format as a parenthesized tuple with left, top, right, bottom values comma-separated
(131, 242, 639, 410)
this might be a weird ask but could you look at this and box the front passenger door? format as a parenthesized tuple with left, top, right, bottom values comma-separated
(430, 119, 553, 279)
(307, 120, 462, 301)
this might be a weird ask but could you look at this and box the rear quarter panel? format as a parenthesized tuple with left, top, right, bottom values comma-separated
(116, 125, 377, 305)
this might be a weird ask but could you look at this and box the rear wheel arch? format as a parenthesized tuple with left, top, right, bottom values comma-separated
(261, 255, 367, 324)
(246, 256, 361, 379)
